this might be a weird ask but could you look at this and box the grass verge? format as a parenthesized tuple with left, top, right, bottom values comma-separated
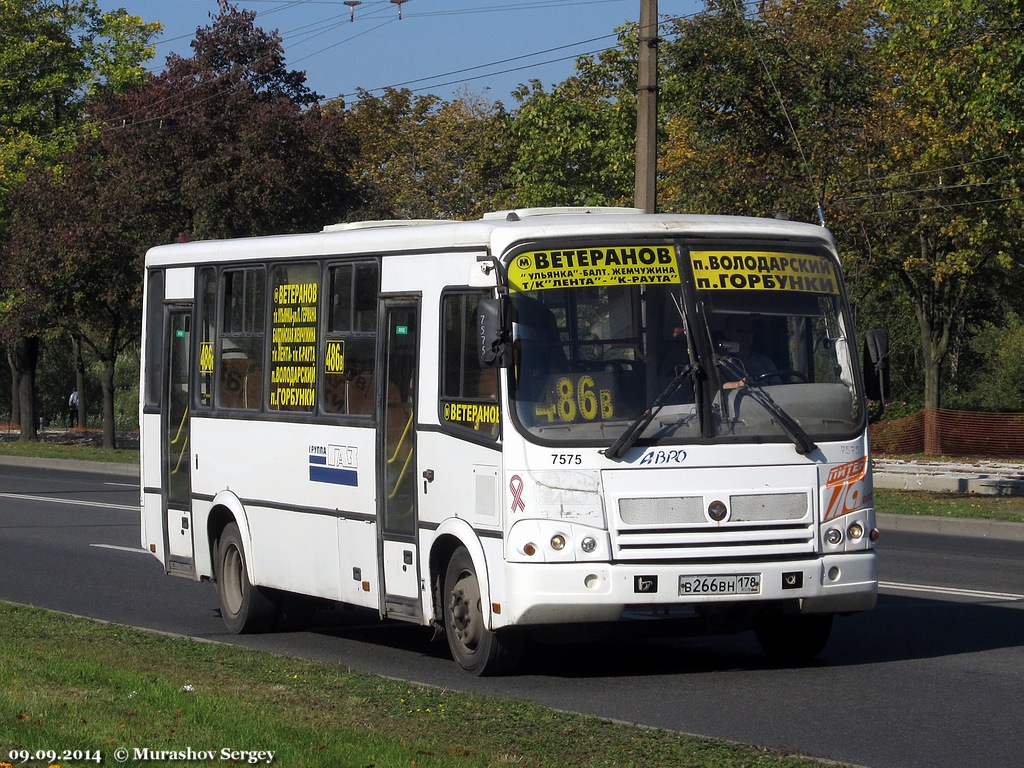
(0, 603, 838, 768)
(875, 489, 1024, 523)
(0, 438, 137, 465)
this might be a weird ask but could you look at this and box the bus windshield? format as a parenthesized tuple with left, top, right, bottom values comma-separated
(507, 242, 863, 449)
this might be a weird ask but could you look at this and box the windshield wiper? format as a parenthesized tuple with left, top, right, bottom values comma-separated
(716, 357, 817, 456)
(605, 363, 698, 459)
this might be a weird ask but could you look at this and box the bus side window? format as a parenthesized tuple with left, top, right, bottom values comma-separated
(323, 261, 379, 416)
(268, 262, 319, 413)
(217, 267, 265, 410)
(143, 269, 164, 411)
(440, 291, 499, 436)
(196, 267, 216, 408)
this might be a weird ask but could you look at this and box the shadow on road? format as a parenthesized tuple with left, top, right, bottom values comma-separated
(290, 592, 1023, 677)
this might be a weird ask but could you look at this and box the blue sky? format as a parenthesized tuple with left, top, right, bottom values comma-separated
(98, 0, 703, 105)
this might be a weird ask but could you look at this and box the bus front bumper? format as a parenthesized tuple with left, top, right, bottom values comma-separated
(499, 551, 877, 627)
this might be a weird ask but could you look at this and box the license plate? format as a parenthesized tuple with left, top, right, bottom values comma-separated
(679, 573, 761, 596)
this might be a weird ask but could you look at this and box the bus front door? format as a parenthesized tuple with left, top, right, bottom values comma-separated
(163, 307, 194, 575)
(379, 298, 421, 619)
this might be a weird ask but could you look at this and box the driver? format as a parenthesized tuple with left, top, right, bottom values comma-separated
(721, 314, 775, 390)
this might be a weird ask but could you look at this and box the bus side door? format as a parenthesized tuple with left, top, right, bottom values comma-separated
(163, 305, 195, 575)
(379, 297, 421, 619)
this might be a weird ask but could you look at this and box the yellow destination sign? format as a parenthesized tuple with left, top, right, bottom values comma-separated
(508, 245, 680, 292)
(690, 250, 838, 294)
(325, 340, 346, 375)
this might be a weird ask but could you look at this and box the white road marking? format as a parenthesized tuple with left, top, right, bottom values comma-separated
(90, 543, 149, 554)
(880, 580, 1024, 602)
(0, 491, 137, 511)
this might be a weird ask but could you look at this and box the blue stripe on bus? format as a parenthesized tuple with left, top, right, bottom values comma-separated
(309, 465, 358, 486)
(308, 454, 327, 465)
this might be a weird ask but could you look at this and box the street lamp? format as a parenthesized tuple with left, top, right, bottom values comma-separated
(344, 1, 361, 22)
(391, 0, 410, 19)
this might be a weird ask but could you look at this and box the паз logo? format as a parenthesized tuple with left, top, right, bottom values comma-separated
(634, 575, 658, 593)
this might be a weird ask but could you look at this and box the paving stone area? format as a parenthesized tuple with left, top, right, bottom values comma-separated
(873, 457, 1024, 495)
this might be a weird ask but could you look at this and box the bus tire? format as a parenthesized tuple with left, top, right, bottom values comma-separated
(754, 613, 833, 663)
(216, 522, 277, 634)
(443, 546, 521, 676)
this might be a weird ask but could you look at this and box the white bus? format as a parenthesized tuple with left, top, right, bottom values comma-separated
(140, 207, 881, 675)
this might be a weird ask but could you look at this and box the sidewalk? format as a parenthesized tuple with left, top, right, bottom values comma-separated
(873, 457, 1024, 495)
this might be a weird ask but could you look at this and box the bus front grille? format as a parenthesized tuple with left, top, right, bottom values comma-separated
(612, 492, 816, 560)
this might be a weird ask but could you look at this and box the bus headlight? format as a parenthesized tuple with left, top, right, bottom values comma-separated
(507, 520, 609, 562)
(847, 522, 864, 541)
(825, 527, 843, 545)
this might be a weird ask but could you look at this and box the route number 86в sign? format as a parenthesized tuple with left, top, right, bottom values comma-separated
(534, 372, 615, 423)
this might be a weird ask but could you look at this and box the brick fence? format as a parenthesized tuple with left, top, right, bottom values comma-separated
(870, 409, 1024, 457)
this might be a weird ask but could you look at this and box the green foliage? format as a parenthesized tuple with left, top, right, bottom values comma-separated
(834, 0, 1024, 410)
(0, 0, 160, 221)
(341, 87, 515, 220)
(1, 0, 359, 446)
(945, 313, 1024, 411)
(509, 77, 634, 208)
(659, 0, 883, 220)
(507, 27, 638, 210)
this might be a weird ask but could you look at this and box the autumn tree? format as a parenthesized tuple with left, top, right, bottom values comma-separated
(3, 0, 360, 446)
(831, 0, 1024, 430)
(658, 0, 882, 221)
(340, 87, 515, 220)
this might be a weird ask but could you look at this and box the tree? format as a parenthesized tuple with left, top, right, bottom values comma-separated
(340, 87, 515, 220)
(831, 0, 1024, 430)
(154, 0, 356, 240)
(507, 28, 638, 209)
(2, 0, 361, 446)
(4, 145, 145, 447)
(0, 0, 159, 440)
(615, 0, 1024, 432)
(0, 0, 160, 222)
(659, 0, 882, 221)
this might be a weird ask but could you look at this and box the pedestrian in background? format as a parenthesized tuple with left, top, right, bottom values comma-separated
(68, 388, 79, 428)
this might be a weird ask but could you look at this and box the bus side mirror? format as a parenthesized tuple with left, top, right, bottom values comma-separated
(477, 298, 509, 368)
(863, 329, 890, 406)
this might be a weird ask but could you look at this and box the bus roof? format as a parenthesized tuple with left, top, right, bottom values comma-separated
(144, 208, 836, 268)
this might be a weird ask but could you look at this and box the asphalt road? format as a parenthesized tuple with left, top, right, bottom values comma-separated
(1, 459, 1022, 768)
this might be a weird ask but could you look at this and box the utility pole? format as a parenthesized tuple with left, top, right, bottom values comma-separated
(634, 0, 658, 213)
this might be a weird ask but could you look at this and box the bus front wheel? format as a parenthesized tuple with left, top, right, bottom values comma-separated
(216, 522, 277, 634)
(443, 547, 521, 676)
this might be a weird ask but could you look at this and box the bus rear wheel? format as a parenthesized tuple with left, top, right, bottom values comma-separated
(216, 522, 277, 634)
(754, 613, 833, 663)
(443, 547, 521, 676)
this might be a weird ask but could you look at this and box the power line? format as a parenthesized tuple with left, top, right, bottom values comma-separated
(841, 155, 1013, 189)
(850, 195, 1022, 218)
(342, 33, 617, 97)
